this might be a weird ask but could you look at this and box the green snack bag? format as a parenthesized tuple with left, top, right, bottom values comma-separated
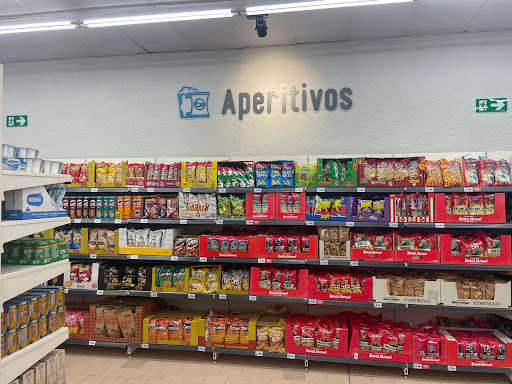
(172, 267, 187, 291)
(324, 160, 339, 181)
(346, 160, 353, 183)
(339, 161, 347, 182)
(218, 195, 232, 218)
(230, 195, 246, 218)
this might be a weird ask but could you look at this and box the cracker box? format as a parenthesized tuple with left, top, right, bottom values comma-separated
(358, 157, 425, 188)
(389, 193, 434, 223)
(434, 193, 506, 223)
(249, 267, 308, 298)
(40, 354, 57, 384)
(316, 158, 358, 188)
(48, 349, 65, 380)
(439, 234, 512, 266)
(180, 161, 218, 188)
(285, 315, 349, 357)
(372, 276, 442, 306)
(308, 274, 373, 302)
(246, 193, 276, 221)
(199, 235, 258, 258)
(319, 240, 350, 260)
(151, 266, 190, 293)
(197, 312, 259, 350)
(440, 279, 511, 309)
(64, 262, 100, 290)
(346, 197, 390, 222)
(19, 369, 34, 384)
(275, 192, 306, 220)
(257, 235, 318, 260)
(143, 311, 204, 346)
(118, 228, 174, 256)
(31, 361, 46, 384)
(178, 192, 217, 220)
(412, 332, 448, 366)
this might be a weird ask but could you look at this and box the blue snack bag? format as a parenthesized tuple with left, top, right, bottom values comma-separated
(256, 163, 270, 188)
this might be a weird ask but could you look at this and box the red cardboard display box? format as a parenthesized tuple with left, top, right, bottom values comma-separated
(389, 193, 434, 223)
(199, 235, 258, 258)
(441, 329, 512, 368)
(439, 234, 512, 266)
(257, 235, 318, 260)
(412, 333, 448, 366)
(348, 323, 413, 363)
(434, 193, 506, 223)
(394, 250, 440, 264)
(350, 249, 394, 262)
(308, 275, 373, 302)
(285, 316, 349, 358)
(246, 193, 276, 221)
(275, 192, 306, 220)
(249, 267, 308, 298)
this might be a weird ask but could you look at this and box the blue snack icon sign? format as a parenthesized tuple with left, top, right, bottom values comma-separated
(178, 86, 210, 118)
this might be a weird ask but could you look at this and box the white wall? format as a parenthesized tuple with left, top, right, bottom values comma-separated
(2, 30, 512, 159)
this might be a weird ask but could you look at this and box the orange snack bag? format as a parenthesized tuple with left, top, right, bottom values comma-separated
(168, 318, 183, 341)
(210, 320, 226, 343)
(183, 318, 193, 344)
(157, 318, 168, 340)
(225, 320, 241, 345)
(440, 158, 463, 187)
(239, 320, 250, 345)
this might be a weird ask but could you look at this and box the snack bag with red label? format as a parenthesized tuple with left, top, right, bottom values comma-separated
(463, 157, 479, 187)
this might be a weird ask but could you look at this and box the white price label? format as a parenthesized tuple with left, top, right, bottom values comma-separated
(129, 255, 138, 260)
(287, 353, 296, 360)
(91, 188, 99, 192)
(171, 256, 179, 261)
(346, 221, 355, 227)
(94, 219, 101, 224)
(305, 221, 314, 226)
(255, 350, 264, 357)
(141, 219, 148, 224)
(374, 302, 383, 308)
(183, 188, 191, 192)
(389, 222, 398, 228)
(249, 295, 257, 301)
(141, 343, 149, 349)
(150, 292, 158, 298)
(90, 254, 97, 259)
(413, 363, 422, 370)
(180, 219, 188, 224)
(219, 294, 227, 300)
(64, 289, 69, 294)
(316, 187, 325, 192)
(88, 340, 96, 346)
(246, 220, 254, 225)
(308, 299, 317, 305)
(74, 219, 81, 224)
(425, 187, 434, 192)
(198, 346, 206, 352)
(447, 365, 456, 372)
(464, 187, 473, 192)
(258, 258, 266, 264)
(147, 188, 155, 192)
(115, 219, 122, 224)
(216, 220, 224, 225)
(96, 290, 104, 295)
(350, 261, 359, 267)
(218, 188, 226, 193)
(320, 260, 328, 265)
(199, 257, 207, 262)
(435, 223, 445, 228)
(295, 188, 304, 192)
(353, 353, 358, 360)
(188, 293, 196, 299)
(357, 187, 366, 192)
(131, 188, 139, 192)
(254, 188, 262, 193)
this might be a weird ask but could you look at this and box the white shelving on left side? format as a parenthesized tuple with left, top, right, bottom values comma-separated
(1, 171, 71, 199)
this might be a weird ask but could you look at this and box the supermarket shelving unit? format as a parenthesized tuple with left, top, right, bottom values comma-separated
(0, 143, 72, 382)
(60, 161, 512, 377)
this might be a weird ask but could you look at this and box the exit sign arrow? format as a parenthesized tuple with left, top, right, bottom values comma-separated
(6, 115, 28, 127)
(476, 98, 508, 113)
(491, 100, 506, 111)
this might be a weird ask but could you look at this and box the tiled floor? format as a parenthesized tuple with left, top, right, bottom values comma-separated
(63, 346, 510, 384)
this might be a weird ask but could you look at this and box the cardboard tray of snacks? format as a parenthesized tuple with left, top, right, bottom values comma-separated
(118, 228, 174, 256)
(316, 158, 358, 188)
(249, 267, 308, 298)
(372, 277, 442, 306)
(256, 235, 319, 260)
(434, 193, 506, 223)
(440, 280, 511, 309)
(389, 193, 434, 223)
(308, 274, 373, 302)
(346, 197, 390, 222)
(246, 193, 276, 221)
(412, 332, 448, 366)
(275, 192, 306, 220)
(197, 313, 259, 350)
(180, 161, 218, 189)
(91, 161, 128, 188)
(143, 311, 205, 346)
(319, 240, 350, 261)
(439, 234, 512, 266)
(357, 157, 425, 188)
(199, 235, 258, 258)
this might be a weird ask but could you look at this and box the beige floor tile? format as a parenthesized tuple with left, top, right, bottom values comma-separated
(395, 379, 419, 384)
(270, 379, 294, 384)
(125, 380, 149, 384)
(249, 377, 271, 384)
(226, 375, 250, 384)
(201, 364, 228, 374)
(161, 371, 188, 382)
(121, 368, 146, 379)
(101, 368, 128, 378)
(82, 377, 108, 384)
(163, 361, 186, 372)
(326, 373, 350, 384)
(147, 381, 169, 384)
(220, 366, 244, 376)
(181, 363, 207, 373)
(142, 360, 168, 370)
(241, 367, 264, 377)
(83, 366, 110, 377)
(262, 369, 284, 379)
(349, 376, 373, 384)
(304, 372, 327, 383)
(204, 374, 230, 384)
(66, 364, 90, 374)
(283, 370, 305, 381)
(371, 378, 395, 384)
(66, 374, 88, 384)
(122, 359, 148, 369)
(142, 370, 168, 381)
(108, 358, 131, 368)
(184, 372, 208, 384)
(102, 378, 127, 384)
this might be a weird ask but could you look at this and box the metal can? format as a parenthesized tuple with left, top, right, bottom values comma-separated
(83, 197, 90, 218)
(89, 197, 96, 219)
(95, 197, 104, 219)
(108, 197, 116, 219)
(69, 197, 77, 218)
(19, 323, 29, 349)
(63, 197, 70, 214)
(76, 196, 83, 218)
(116, 196, 124, 219)
(123, 196, 132, 219)
(30, 318, 40, 343)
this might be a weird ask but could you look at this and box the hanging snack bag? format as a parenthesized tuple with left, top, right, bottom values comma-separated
(425, 160, 443, 187)
(440, 158, 463, 187)
(462, 157, 479, 187)
(494, 159, 512, 186)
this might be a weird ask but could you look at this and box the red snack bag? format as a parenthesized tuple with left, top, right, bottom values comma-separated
(497, 341, 507, 360)
(300, 235, 310, 253)
(271, 269, 286, 290)
(328, 273, 341, 293)
(359, 326, 371, 350)
(70, 264, 80, 282)
(340, 273, 351, 293)
(274, 236, 287, 252)
(291, 193, 301, 214)
(291, 318, 302, 346)
(465, 339, 478, 359)
(395, 232, 416, 251)
(461, 238, 484, 257)
(287, 236, 301, 253)
(494, 159, 512, 186)
(316, 274, 329, 292)
(259, 268, 272, 289)
(457, 338, 466, 359)
(146, 162, 155, 180)
(317, 322, 334, 349)
(478, 158, 495, 186)
(463, 158, 479, 187)
(419, 322, 437, 332)
(383, 331, 399, 353)
(452, 194, 469, 215)
(78, 164, 89, 183)
(479, 338, 496, 360)
(368, 331, 384, 352)
(265, 236, 275, 252)
(468, 195, 485, 215)
(372, 233, 393, 250)
(417, 233, 437, 251)
(300, 322, 316, 347)
(160, 164, 169, 180)
(78, 265, 91, 283)
(427, 337, 441, 357)
(283, 270, 298, 290)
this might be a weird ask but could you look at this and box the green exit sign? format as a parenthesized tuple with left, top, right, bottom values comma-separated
(476, 98, 507, 113)
(6, 115, 28, 127)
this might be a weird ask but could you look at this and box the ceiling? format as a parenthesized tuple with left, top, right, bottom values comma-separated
(0, 0, 511, 63)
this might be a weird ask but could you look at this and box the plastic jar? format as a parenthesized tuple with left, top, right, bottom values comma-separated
(49, 311, 58, 333)
(56, 287, 65, 307)
(1, 332, 5, 357)
(40, 315, 48, 338)
(27, 296, 41, 320)
(19, 323, 29, 349)
(30, 318, 40, 343)
(6, 302, 19, 330)
(39, 293, 48, 316)
(7, 328, 19, 354)
(18, 300, 29, 326)
(58, 306, 66, 328)
(1, 309, 6, 333)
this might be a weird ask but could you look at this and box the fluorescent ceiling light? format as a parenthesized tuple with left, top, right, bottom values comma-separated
(84, 9, 234, 28)
(0, 21, 75, 34)
(246, 0, 413, 15)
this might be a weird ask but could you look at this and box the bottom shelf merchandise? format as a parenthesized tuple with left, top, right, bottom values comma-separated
(8, 348, 66, 384)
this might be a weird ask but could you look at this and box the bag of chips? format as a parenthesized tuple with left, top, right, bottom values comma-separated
(425, 160, 443, 187)
(463, 157, 479, 187)
(452, 194, 469, 215)
(440, 158, 463, 187)
(478, 157, 495, 186)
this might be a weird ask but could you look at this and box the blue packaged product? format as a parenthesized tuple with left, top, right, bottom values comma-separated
(270, 164, 283, 188)
(256, 163, 270, 188)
